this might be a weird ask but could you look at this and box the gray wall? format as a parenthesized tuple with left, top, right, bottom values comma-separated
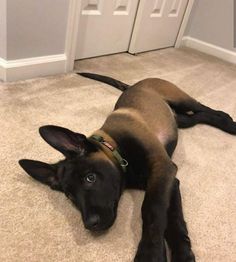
(6, 0, 69, 60)
(0, 0, 7, 59)
(185, 0, 236, 52)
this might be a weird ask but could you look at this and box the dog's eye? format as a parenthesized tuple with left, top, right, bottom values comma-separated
(85, 173, 96, 183)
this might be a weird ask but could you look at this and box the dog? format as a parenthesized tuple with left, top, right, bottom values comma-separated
(19, 73, 236, 262)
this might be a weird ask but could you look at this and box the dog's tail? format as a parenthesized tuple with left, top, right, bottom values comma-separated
(77, 72, 129, 91)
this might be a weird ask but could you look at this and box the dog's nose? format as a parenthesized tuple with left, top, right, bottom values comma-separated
(85, 215, 100, 230)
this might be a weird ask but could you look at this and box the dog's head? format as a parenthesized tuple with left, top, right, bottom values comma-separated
(19, 125, 124, 232)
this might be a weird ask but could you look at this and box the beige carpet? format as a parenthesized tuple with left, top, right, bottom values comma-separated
(0, 47, 236, 262)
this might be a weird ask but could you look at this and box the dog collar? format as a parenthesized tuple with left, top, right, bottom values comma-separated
(89, 135, 128, 173)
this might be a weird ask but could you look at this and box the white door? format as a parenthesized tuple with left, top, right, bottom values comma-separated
(129, 0, 189, 53)
(76, 0, 139, 59)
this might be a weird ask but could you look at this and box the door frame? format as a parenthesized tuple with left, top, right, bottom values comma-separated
(175, 0, 195, 47)
(65, 0, 195, 72)
(65, 0, 82, 72)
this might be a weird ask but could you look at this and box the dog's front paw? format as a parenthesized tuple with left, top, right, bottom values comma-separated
(172, 248, 196, 262)
(134, 241, 166, 262)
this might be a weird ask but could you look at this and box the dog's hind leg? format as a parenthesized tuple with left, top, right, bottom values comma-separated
(162, 88, 232, 119)
(148, 79, 234, 122)
(176, 111, 236, 134)
(170, 98, 234, 122)
(165, 178, 195, 262)
(155, 82, 236, 134)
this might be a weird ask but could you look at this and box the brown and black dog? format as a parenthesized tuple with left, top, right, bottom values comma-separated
(19, 73, 236, 262)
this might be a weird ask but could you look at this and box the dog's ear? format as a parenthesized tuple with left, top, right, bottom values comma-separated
(19, 159, 62, 191)
(39, 125, 87, 158)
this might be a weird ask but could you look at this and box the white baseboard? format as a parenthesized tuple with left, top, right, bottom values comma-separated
(0, 54, 67, 82)
(181, 36, 236, 64)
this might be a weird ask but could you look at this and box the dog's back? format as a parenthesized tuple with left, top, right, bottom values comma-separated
(110, 78, 178, 150)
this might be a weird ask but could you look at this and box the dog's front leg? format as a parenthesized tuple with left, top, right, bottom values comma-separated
(134, 162, 176, 262)
(165, 178, 195, 262)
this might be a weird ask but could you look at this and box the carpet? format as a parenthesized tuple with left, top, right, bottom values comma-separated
(0, 47, 235, 261)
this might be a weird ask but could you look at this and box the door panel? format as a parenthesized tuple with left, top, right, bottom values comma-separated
(129, 0, 189, 54)
(151, 0, 166, 17)
(76, 0, 139, 59)
(81, 0, 104, 15)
